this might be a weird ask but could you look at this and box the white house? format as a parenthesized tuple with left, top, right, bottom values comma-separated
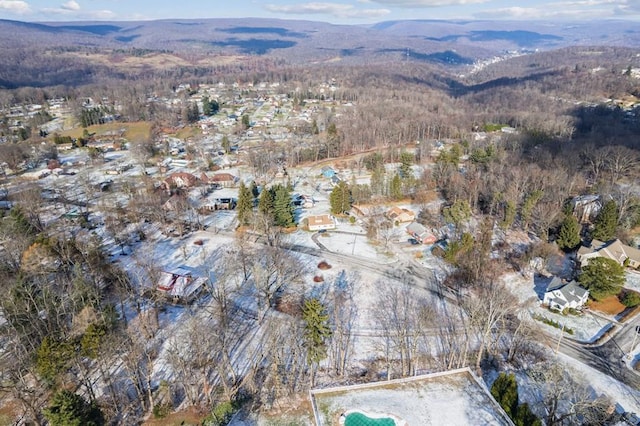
(543, 277, 589, 311)
(307, 214, 336, 232)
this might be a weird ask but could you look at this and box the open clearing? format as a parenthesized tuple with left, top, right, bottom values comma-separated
(58, 121, 152, 142)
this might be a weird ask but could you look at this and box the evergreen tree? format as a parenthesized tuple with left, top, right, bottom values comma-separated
(201, 96, 219, 116)
(370, 166, 385, 196)
(302, 298, 332, 366)
(491, 372, 519, 418)
(592, 200, 618, 241)
(202, 96, 212, 116)
(514, 403, 542, 426)
(389, 173, 402, 200)
(500, 201, 517, 230)
(443, 200, 472, 229)
(556, 214, 581, 251)
(329, 180, 352, 214)
(399, 151, 414, 178)
(520, 190, 544, 231)
(579, 257, 625, 300)
(44, 390, 104, 426)
(236, 181, 253, 227)
(36, 336, 73, 385)
(258, 185, 274, 217)
(221, 136, 230, 154)
(273, 184, 295, 227)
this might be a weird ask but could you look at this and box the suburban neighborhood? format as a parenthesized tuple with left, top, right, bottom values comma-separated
(1, 33, 640, 425)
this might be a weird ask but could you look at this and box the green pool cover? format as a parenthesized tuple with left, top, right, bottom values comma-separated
(344, 412, 396, 426)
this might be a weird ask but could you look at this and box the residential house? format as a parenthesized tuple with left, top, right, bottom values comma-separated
(202, 172, 238, 188)
(386, 206, 416, 224)
(293, 194, 314, 209)
(406, 221, 437, 244)
(571, 195, 601, 223)
(543, 277, 589, 311)
(307, 214, 336, 232)
(577, 239, 640, 268)
(157, 267, 208, 304)
(164, 172, 198, 189)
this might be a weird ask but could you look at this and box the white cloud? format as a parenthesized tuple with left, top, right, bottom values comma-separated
(0, 0, 31, 14)
(473, 5, 613, 19)
(615, 0, 640, 13)
(86, 9, 115, 19)
(41, 3, 115, 20)
(369, 0, 490, 6)
(61, 0, 80, 11)
(265, 2, 390, 18)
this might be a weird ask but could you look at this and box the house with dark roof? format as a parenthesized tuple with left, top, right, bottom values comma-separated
(406, 221, 437, 244)
(542, 277, 589, 311)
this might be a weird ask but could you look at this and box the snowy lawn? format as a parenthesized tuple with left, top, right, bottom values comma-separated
(503, 272, 616, 343)
(311, 369, 511, 426)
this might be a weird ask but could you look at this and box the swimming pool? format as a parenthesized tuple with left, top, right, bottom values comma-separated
(340, 410, 400, 426)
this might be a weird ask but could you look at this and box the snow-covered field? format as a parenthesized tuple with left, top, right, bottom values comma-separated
(311, 368, 511, 426)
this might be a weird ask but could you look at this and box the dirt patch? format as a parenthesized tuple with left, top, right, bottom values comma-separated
(588, 296, 626, 316)
(0, 399, 21, 426)
(143, 407, 207, 426)
(58, 121, 152, 142)
(318, 261, 332, 270)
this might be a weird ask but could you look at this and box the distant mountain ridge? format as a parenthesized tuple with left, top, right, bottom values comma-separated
(0, 17, 638, 89)
(0, 17, 638, 62)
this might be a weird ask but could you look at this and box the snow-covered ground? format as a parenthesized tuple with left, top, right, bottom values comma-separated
(311, 369, 511, 426)
(503, 267, 640, 343)
(503, 272, 616, 343)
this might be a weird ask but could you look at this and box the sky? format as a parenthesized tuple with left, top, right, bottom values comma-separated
(0, 0, 639, 23)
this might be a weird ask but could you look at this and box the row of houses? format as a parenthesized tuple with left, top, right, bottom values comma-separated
(161, 171, 238, 191)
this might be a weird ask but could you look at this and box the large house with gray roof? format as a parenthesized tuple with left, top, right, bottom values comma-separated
(542, 277, 589, 311)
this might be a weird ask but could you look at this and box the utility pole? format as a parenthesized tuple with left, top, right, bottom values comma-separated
(555, 323, 566, 356)
(628, 325, 640, 360)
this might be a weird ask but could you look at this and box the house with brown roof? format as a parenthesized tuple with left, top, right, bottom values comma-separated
(164, 172, 198, 189)
(577, 238, 640, 268)
(201, 172, 238, 188)
(307, 214, 336, 232)
(386, 206, 416, 224)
